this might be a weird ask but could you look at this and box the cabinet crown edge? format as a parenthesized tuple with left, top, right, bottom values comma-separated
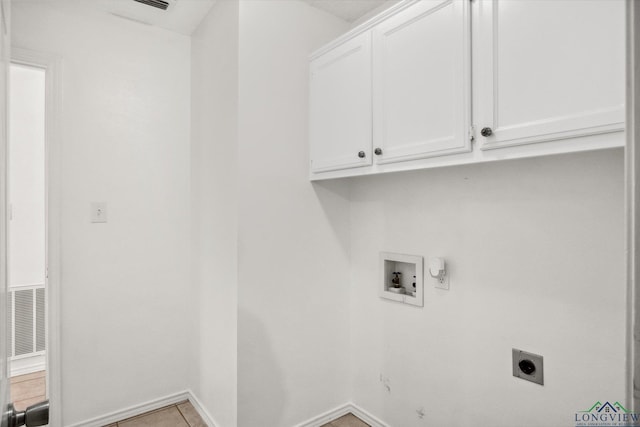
(309, 0, 421, 61)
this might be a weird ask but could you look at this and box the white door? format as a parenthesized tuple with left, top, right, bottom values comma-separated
(309, 32, 372, 173)
(372, 0, 471, 164)
(475, 0, 625, 150)
(0, 3, 48, 426)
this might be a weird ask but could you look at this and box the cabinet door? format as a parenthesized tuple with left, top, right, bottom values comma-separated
(309, 32, 372, 173)
(475, 0, 625, 150)
(372, 0, 471, 165)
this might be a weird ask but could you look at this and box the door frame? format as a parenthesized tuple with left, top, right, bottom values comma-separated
(628, 0, 640, 412)
(10, 47, 61, 427)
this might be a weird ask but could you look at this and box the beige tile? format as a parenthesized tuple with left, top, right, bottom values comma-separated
(330, 413, 370, 427)
(118, 406, 189, 427)
(10, 377, 45, 401)
(177, 402, 207, 427)
(13, 395, 46, 412)
(103, 424, 117, 427)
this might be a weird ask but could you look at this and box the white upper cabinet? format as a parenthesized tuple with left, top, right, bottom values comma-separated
(308, 0, 625, 180)
(372, 0, 471, 164)
(309, 32, 372, 173)
(475, 0, 625, 150)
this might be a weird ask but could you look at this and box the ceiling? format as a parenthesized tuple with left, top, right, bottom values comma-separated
(107, 0, 217, 35)
(27, 0, 395, 35)
(107, 0, 396, 33)
(299, 0, 394, 23)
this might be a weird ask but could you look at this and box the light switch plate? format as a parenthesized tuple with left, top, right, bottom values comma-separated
(91, 202, 107, 223)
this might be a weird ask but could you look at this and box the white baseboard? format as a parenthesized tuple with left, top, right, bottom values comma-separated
(348, 403, 390, 427)
(10, 354, 45, 377)
(66, 390, 218, 427)
(292, 403, 353, 427)
(66, 394, 384, 427)
(294, 402, 390, 427)
(185, 390, 219, 427)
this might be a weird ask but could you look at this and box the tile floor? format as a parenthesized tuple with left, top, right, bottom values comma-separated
(321, 413, 370, 427)
(105, 401, 206, 427)
(105, 404, 368, 427)
(8, 372, 369, 427)
(10, 370, 46, 412)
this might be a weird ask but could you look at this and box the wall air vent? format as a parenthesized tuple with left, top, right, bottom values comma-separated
(9, 287, 46, 358)
(133, 0, 170, 10)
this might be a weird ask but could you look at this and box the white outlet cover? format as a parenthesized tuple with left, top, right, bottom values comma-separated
(434, 273, 449, 290)
(91, 202, 107, 223)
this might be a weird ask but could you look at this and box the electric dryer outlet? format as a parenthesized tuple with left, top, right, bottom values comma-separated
(512, 348, 544, 386)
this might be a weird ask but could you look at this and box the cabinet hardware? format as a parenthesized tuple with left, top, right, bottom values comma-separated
(480, 127, 493, 137)
(358, 151, 366, 158)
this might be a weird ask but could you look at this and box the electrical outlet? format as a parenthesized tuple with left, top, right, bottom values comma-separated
(434, 272, 449, 290)
(512, 348, 543, 385)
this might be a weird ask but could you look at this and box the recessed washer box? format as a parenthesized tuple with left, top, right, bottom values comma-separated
(379, 252, 423, 307)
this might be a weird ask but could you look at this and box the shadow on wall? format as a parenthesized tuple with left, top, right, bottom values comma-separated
(238, 307, 285, 427)
(311, 178, 351, 256)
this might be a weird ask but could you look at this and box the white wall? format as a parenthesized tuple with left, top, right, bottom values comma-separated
(349, 149, 626, 426)
(11, 2, 193, 424)
(10, 2, 627, 427)
(9, 64, 45, 288)
(236, 2, 352, 426)
(191, 1, 239, 426)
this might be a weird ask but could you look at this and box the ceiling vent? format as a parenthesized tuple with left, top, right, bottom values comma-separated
(133, 0, 170, 10)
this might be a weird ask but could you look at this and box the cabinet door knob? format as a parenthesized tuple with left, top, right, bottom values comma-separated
(358, 151, 366, 158)
(480, 127, 493, 137)
(374, 147, 383, 155)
